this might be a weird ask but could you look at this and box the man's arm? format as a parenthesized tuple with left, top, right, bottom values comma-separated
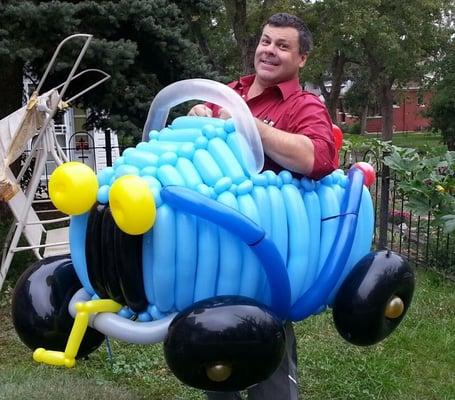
(189, 103, 335, 179)
(255, 119, 315, 175)
(188, 106, 318, 176)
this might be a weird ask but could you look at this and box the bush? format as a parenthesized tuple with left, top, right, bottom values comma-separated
(383, 148, 455, 234)
(349, 122, 361, 135)
(339, 123, 351, 134)
(388, 210, 411, 225)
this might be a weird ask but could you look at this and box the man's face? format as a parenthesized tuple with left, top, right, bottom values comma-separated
(254, 24, 307, 86)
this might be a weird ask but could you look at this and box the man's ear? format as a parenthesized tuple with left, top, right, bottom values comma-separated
(299, 54, 308, 69)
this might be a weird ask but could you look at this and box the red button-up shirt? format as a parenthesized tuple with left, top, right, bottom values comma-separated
(207, 75, 336, 180)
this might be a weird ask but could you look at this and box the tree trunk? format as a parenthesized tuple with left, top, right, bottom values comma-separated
(243, 37, 258, 75)
(360, 103, 368, 135)
(319, 76, 329, 103)
(326, 51, 346, 121)
(446, 136, 455, 151)
(378, 160, 390, 250)
(380, 80, 395, 141)
(0, 61, 23, 119)
(192, 24, 217, 71)
(224, 0, 251, 73)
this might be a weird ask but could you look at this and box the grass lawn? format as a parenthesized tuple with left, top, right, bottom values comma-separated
(390, 132, 446, 150)
(0, 240, 453, 399)
(344, 131, 448, 154)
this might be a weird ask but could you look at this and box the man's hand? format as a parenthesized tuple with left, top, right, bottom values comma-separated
(188, 104, 213, 117)
(188, 104, 232, 119)
(218, 108, 231, 120)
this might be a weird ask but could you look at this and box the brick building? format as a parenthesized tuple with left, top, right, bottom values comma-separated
(337, 85, 432, 133)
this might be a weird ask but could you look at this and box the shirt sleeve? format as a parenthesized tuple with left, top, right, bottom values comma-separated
(205, 101, 220, 117)
(286, 94, 336, 180)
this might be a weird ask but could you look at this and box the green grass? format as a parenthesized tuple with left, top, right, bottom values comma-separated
(1, 175, 454, 399)
(390, 132, 446, 151)
(344, 131, 448, 153)
(0, 265, 453, 400)
(296, 271, 455, 399)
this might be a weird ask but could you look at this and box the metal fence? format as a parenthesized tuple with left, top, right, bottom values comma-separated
(22, 130, 123, 198)
(25, 137, 454, 275)
(340, 148, 454, 276)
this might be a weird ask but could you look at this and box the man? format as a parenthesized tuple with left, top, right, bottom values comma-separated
(189, 12, 336, 400)
(189, 13, 336, 181)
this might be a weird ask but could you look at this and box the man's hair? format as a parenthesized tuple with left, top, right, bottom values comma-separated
(265, 13, 313, 54)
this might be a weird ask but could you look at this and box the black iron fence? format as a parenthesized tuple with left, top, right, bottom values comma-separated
(340, 148, 454, 276)
(25, 135, 454, 275)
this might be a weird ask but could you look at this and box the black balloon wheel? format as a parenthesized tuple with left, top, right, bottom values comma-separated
(11, 255, 105, 358)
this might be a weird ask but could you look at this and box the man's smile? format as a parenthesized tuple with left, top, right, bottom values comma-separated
(260, 58, 279, 66)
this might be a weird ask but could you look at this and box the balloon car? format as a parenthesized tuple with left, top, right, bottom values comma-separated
(11, 79, 415, 392)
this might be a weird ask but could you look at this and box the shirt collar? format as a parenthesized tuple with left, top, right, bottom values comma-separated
(234, 74, 302, 101)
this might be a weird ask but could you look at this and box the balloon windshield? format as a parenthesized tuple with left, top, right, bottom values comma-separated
(142, 79, 264, 175)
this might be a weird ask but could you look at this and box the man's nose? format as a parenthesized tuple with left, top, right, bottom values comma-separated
(263, 45, 276, 55)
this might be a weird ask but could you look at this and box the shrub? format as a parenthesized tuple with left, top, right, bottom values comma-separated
(340, 123, 351, 134)
(383, 148, 455, 234)
(388, 210, 411, 225)
(349, 122, 361, 135)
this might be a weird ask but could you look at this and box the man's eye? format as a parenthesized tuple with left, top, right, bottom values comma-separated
(279, 44, 289, 50)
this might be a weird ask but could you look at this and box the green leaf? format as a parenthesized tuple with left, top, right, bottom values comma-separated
(441, 214, 455, 234)
(406, 196, 432, 216)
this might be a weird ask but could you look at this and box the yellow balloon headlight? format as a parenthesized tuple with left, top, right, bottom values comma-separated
(109, 175, 156, 235)
(49, 162, 98, 215)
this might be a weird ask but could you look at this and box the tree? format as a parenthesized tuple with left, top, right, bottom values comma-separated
(180, 0, 236, 78)
(301, 0, 362, 121)
(0, 1, 219, 139)
(346, 0, 453, 141)
(303, 0, 454, 249)
(301, 0, 454, 141)
(427, 43, 455, 150)
(347, 0, 454, 249)
(343, 66, 377, 134)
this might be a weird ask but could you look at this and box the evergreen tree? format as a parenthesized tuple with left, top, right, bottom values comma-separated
(0, 0, 220, 139)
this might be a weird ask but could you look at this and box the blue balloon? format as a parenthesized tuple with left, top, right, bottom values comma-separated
(161, 186, 291, 319)
(151, 204, 176, 313)
(281, 183, 310, 305)
(69, 213, 95, 295)
(174, 211, 198, 310)
(289, 168, 365, 320)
